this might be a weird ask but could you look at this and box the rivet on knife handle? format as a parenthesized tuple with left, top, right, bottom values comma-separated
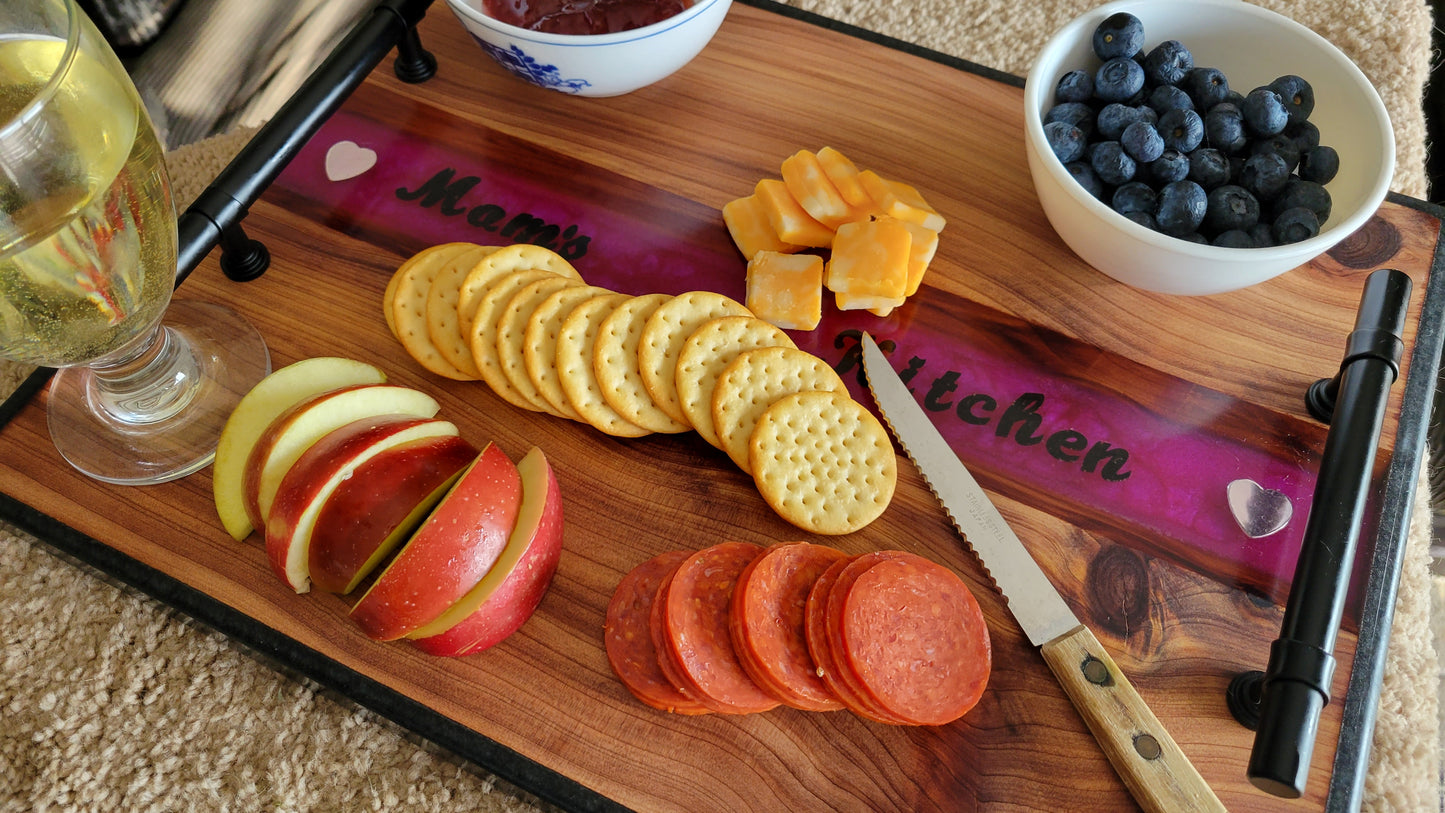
(1040, 625, 1227, 813)
(858, 333, 1225, 813)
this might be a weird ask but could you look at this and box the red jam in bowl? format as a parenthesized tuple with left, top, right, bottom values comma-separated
(482, 0, 693, 34)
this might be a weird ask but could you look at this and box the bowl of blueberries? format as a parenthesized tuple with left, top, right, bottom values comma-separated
(1023, 0, 1393, 295)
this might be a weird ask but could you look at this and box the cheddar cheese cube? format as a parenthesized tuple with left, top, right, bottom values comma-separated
(816, 146, 874, 209)
(746, 250, 823, 330)
(781, 149, 860, 230)
(825, 217, 911, 314)
(755, 178, 835, 248)
(859, 170, 946, 232)
(897, 219, 940, 296)
(723, 194, 803, 260)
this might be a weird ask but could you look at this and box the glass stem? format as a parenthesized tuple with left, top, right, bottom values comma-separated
(85, 321, 201, 426)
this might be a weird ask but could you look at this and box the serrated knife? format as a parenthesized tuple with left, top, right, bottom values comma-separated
(860, 333, 1225, 813)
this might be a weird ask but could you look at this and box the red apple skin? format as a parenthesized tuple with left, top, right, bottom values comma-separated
(242, 383, 438, 532)
(264, 415, 459, 591)
(411, 448, 564, 657)
(349, 443, 523, 641)
(306, 433, 480, 594)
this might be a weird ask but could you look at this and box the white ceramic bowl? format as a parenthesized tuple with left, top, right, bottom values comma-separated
(444, 0, 731, 97)
(1023, 0, 1393, 295)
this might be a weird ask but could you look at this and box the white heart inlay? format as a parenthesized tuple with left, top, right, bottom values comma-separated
(1226, 479, 1293, 539)
(325, 140, 377, 182)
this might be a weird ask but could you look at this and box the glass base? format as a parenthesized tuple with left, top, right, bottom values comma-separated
(48, 299, 271, 485)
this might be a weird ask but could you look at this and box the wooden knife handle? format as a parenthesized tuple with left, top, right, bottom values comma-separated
(1040, 624, 1227, 813)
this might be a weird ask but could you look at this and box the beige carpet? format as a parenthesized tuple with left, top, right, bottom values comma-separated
(0, 1, 1437, 810)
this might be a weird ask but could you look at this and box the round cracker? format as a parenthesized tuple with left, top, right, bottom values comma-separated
(749, 390, 897, 535)
(593, 294, 690, 434)
(386, 242, 475, 341)
(523, 284, 611, 421)
(457, 243, 583, 334)
(426, 243, 500, 378)
(636, 291, 752, 426)
(470, 268, 562, 411)
(389, 242, 482, 380)
(711, 346, 847, 473)
(676, 315, 795, 449)
(495, 275, 585, 416)
(556, 293, 652, 438)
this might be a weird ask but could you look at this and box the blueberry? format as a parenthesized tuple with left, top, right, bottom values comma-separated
(1204, 102, 1247, 153)
(1268, 74, 1315, 125)
(1122, 210, 1158, 230)
(1065, 161, 1105, 199)
(1239, 152, 1290, 201)
(1149, 149, 1190, 184)
(1147, 84, 1194, 115)
(1274, 178, 1332, 224)
(1155, 180, 1207, 236)
(1212, 229, 1256, 248)
(1251, 133, 1300, 172)
(1249, 222, 1276, 247)
(1157, 108, 1204, 153)
(1095, 56, 1145, 102)
(1223, 89, 1247, 107)
(1044, 121, 1088, 163)
(1090, 140, 1137, 185)
(1242, 87, 1289, 136)
(1112, 181, 1158, 215)
(1188, 147, 1231, 190)
(1183, 67, 1230, 110)
(1204, 184, 1260, 233)
(1143, 40, 1193, 86)
(1093, 13, 1145, 60)
(1121, 120, 1165, 162)
(1096, 103, 1145, 140)
(1287, 120, 1321, 151)
(1055, 69, 1094, 103)
(1045, 101, 1097, 138)
(1299, 145, 1340, 184)
(1179, 232, 1211, 244)
(1272, 206, 1321, 244)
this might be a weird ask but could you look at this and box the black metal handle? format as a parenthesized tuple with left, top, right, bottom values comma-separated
(176, 0, 438, 284)
(1232, 268, 1411, 798)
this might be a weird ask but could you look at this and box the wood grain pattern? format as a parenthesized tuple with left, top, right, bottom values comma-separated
(0, 3, 1439, 810)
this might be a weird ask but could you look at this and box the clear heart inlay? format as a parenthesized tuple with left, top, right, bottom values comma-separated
(1226, 479, 1293, 539)
(324, 140, 377, 182)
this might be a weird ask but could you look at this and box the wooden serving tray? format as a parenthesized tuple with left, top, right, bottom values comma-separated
(3, 3, 1443, 810)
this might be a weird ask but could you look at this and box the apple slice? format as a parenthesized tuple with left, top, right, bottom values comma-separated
(264, 415, 465, 593)
(349, 442, 524, 641)
(409, 446, 564, 657)
(242, 383, 441, 533)
(213, 357, 386, 541)
(306, 433, 480, 595)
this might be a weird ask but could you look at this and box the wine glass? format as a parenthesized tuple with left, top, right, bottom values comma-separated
(0, 0, 270, 485)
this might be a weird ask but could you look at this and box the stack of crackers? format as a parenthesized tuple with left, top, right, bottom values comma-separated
(383, 241, 897, 535)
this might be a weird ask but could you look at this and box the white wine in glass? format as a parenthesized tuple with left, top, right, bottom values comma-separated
(0, 0, 270, 484)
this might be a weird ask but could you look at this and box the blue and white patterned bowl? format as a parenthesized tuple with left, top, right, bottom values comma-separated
(445, 0, 732, 97)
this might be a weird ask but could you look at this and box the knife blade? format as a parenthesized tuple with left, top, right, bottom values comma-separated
(860, 333, 1225, 813)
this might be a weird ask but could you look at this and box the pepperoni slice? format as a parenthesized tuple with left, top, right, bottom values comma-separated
(662, 541, 779, 714)
(649, 561, 698, 702)
(731, 542, 847, 711)
(841, 554, 991, 726)
(605, 551, 709, 715)
(804, 555, 896, 723)
(820, 552, 914, 724)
